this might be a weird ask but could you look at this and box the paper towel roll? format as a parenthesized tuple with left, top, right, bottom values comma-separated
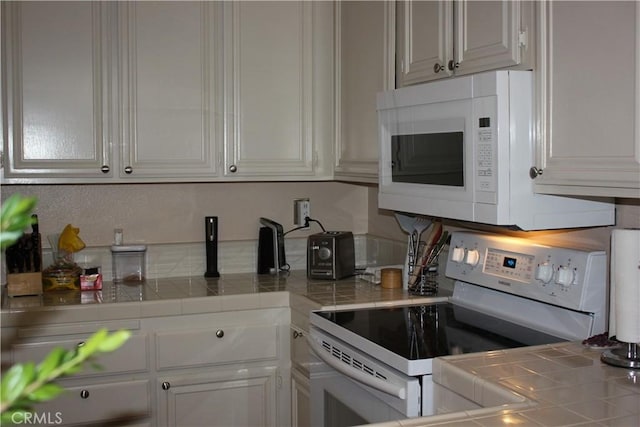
(610, 229, 640, 343)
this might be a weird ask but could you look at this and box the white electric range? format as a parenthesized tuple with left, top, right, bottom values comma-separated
(308, 231, 607, 426)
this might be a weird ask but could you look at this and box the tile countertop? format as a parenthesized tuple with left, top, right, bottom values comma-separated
(1, 270, 453, 326)
(5, 271, 638, 426)
(374, 343, 640, 427)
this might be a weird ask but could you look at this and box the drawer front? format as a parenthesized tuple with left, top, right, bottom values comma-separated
(156, 324, 278, 369)
(12, 333, 149, 377)
(33, 379, 150, 425)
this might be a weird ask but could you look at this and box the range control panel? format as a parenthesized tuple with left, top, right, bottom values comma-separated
(445, 231, 606, 313)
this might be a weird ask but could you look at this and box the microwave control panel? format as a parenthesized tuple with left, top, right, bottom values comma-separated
(473, 97, 496, 194)
(445, 231, 606, 313)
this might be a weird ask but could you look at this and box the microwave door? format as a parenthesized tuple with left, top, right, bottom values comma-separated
(391, 132, 464, 187)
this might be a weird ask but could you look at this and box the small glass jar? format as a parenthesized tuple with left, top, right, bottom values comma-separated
(111, 245, 147, 284)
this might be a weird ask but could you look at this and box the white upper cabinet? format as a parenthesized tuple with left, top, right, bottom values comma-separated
(396, 0, 533, 86)
(117, 2, 222, 180)
(1, 1, 333, 183)
(533, 1, 640, 198)
(1, 2, 113, 180)
(222, 1, 333, 180)
(333, 1, 394, 182)
(1, 1, 221, 183)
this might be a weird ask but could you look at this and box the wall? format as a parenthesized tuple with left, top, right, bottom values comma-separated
(2, 182, 638, 262)
(0, 182, 370, 247)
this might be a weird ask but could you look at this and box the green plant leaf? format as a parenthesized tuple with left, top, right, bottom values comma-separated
(36, 347, 66, 382)
(26, 383, 64, 403)
(0, 194, 37, 250)
(96, 330, 131, 353)
(76, 328, 108, 359)
(1, 363, 33, 404)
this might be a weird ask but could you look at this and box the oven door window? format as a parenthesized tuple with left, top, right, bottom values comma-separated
(391, 131, 464, 186)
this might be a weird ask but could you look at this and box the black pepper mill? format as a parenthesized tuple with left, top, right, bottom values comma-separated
(204, 216, 220, 278)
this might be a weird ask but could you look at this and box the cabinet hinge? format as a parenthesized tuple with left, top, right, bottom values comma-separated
(399, 59, 404, 73)
(277, 375, 283, 390)
(518, 30, 528, 48)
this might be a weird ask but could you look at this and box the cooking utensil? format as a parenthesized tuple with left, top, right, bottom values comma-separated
(426, 230, 449, 266)
(408, 222, 442, 286)
(411, 217, 432, 262)
(394, 213, 418, 283)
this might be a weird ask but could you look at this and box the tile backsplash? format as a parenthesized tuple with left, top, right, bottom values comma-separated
(33, 234, 406, 282)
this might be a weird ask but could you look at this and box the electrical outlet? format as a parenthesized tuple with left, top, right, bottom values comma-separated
(294, 198, 310, 227)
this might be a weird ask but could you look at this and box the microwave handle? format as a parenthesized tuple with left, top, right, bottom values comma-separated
(307, 335, 407, 400)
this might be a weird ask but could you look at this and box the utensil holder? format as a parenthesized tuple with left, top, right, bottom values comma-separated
(408, 263, 439, 295)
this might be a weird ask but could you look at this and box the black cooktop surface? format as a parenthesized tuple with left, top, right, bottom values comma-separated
(314, 302, 566, 361)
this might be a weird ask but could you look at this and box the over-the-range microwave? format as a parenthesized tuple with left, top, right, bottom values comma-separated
(377, 70, 614, 230)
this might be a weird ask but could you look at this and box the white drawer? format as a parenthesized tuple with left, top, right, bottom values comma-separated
(12, 333, 149, 377)
(156, 324, 278, 369)
(33, 379, 150, 425)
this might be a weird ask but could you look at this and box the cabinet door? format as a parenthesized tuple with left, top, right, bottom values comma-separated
(157, 367, 278, 427)
(291, 367, 310, 427)
(222, 1, 332, 179)
(396, 0, 453, 86)
(1, 1, 113, 181)
(334, 1, 394, 183)
(534, 1, 640, 198)
(118, 2, 221, 179)
(454, 0, 522, 75)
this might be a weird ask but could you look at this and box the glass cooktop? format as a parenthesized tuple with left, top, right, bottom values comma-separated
(314, 302, 566, 361)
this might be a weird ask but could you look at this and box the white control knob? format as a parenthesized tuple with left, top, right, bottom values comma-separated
(535, 263, 554, 284)
(451, 247, 466, 263)
(465, 249, 480, 267)
(555, 266, 575, 287)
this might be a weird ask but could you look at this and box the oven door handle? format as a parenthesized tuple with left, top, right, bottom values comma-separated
(307, 336, 407, 400)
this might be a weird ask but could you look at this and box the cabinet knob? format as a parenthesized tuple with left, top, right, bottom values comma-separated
(100, 165, 110, 173)
(293, 330, 304, 339)
(216, 329, 224, 338)
(161, 381, 171, 390)
(228, 165, 237, 173)
(529, 167, 543, 179)
(433, 63, 445, 73)
(80, 389, 90, 399)
(447, 60, 459, 71)
(124, 166, 133, 174)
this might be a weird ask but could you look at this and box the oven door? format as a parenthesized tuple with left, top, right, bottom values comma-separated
(308, 328, 425, 426)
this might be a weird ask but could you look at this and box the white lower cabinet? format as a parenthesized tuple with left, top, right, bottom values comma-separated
(157, 367, 278, 427)
(290, 322, 312, 427)
(291, 367, 311, 427)
(2, 320, 151, 426)
(147, 308, 290, 427)
(1, 306, 291, 427)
